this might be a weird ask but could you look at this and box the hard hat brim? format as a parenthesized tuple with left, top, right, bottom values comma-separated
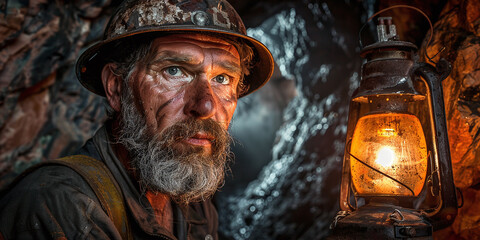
(75, 26, 274, 98)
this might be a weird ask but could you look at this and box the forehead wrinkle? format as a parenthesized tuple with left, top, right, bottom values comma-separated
(204, 45, 240, 60)
(205, 49, 240, 74)
(225, 44, 240, 59)
(150, 51, 199, 66)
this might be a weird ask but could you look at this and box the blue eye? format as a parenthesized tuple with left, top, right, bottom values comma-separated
(214, 75, 230, 84)
(161, 66, 194, 83)
(166, 66, 182, 76)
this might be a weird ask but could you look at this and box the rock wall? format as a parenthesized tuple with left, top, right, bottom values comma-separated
(421, 0, 480, 238)
(0, 0, 116, 187)
(217, 1, 365, 238)
(0, 0, 479, 239)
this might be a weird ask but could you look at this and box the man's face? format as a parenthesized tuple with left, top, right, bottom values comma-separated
(129, 33, 241, 154)
(113, 33, 242, 204)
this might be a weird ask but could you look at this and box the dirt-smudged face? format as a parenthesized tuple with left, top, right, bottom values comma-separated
(101, 33, 242, 203)
(129, 33, 241, 155)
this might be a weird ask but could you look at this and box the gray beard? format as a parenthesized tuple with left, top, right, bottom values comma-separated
(116, 90, 231, 205)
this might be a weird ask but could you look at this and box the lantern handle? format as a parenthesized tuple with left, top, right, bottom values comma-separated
(359, 5, 438, 63)
(413, 59, 457, 229)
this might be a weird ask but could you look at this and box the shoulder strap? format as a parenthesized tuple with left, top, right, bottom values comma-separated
(51, 155, 133, 240)
(11, 155, 133, 240)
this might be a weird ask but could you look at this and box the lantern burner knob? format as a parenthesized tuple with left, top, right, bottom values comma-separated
(377, 17, 398, 42)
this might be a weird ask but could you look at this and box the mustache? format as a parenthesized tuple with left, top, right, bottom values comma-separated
(160, 118, 230, 156)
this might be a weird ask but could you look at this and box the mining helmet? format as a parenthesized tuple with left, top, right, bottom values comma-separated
(76, 0, 274, 98)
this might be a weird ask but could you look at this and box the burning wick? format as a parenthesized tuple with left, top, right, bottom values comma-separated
(375, 146, 396, 168)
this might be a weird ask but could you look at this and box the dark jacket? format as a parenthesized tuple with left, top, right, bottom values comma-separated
(0, 126, 218, 240)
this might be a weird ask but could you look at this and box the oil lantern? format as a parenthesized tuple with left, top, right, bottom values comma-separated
(330, 17, 458, 239)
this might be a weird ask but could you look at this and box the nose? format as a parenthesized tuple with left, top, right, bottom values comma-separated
(184, 78, 216, 119)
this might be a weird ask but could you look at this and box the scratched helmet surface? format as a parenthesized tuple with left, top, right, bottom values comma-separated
(76, 0, 274, 98)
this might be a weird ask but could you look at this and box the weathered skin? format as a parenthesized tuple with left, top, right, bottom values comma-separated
(100, 33, 241, 234)
(76, 0, 274, 100)
(103, 34, 241, 155)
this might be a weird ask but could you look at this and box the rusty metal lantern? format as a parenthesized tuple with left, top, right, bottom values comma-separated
(330, 14, 458, 239)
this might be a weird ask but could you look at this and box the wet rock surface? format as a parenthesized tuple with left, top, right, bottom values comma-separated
(217, 1, 364, 239)
(0, 0, 479, 239)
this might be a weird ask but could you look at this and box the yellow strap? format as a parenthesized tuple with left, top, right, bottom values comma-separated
(50, 155, 132, 240)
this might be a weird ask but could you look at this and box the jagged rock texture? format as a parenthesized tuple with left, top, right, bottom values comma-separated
(0, 0, 479, 239)
(421, 0, 480, 238)
(0, 1, 116, 187)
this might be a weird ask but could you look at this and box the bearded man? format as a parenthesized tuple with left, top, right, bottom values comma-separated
(0, 0, 274, 239)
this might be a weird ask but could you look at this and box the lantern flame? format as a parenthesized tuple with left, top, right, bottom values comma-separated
(375, 147, 396, 168)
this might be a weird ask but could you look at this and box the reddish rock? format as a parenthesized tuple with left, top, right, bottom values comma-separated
(0, 73, 53, 158)
(0, 0, 479, 238)
(0, 1, 111, 186)
(422, 0, 480, 238)
(424, 0, 480, 190)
